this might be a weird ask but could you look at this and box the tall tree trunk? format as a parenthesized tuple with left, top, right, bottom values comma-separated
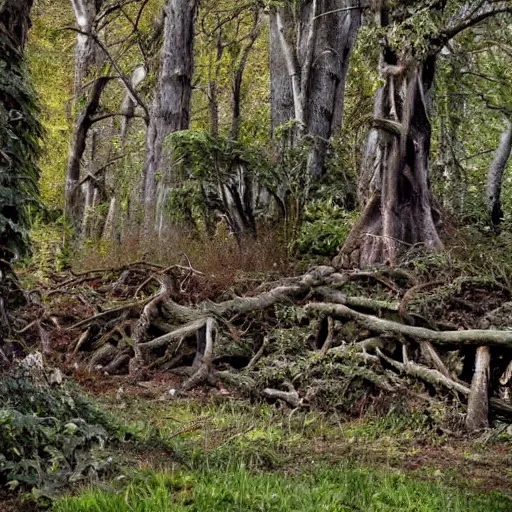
(64, 76, 110, 227)
(269, 11, 295, 139)
(486, 119, 512, 229)
(142, 0, 197, 236)
(335, 52, 443, 268)
(270, 0, 361, 177)
(437, 58, 466, 215)
(230, 15, 260, 141)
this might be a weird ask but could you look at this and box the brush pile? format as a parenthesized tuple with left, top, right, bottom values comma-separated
(4, 255, 512, 432)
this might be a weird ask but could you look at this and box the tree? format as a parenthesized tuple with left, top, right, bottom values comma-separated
(0, 0, 40, 333)
(270, 0, 362, 178)
(64, 0, 105, 228)
(142, 0, 198, 236)
(335, 1, 512, 269)
(64, 0, 153, 237)
(487, 120, 512, 228)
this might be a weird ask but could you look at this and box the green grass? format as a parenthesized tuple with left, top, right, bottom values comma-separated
(52, 465, 512, 512)
(51, 394, 510, 512)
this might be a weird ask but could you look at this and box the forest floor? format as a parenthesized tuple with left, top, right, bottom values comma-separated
(45, 380, 512, 512)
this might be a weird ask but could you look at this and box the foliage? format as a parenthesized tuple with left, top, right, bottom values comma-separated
(0, 364, 117, 500)
(296, 198, 356, 257)
(167, 130, 276, 229)
(170, 130, 274, 187)
(27, 0, 74, 210)
(0, 30, 42, 259)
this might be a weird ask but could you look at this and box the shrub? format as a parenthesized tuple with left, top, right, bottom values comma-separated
(296, 198, 356, 257)
(0, 357, 117, 501)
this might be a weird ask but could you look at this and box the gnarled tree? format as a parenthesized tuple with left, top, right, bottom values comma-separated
(335, 1, 512, 268)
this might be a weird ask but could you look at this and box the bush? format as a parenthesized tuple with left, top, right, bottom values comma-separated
(0, 358, 117, 501)
(296, 198, 356, 257)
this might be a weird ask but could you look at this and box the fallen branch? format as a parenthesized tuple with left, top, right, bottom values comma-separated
(263, 382, 302, 408)
(67, 299, 150, 331)
(315, 287, 399, 313)
(307, 303, 512, 347)
(139, 319, 207, 352)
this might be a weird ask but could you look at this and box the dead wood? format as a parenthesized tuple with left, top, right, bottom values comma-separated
(376, 349, 512, 416)
(263, 382, 302, 408)
(466, 346, 491, 431)
(11, 258, 512, 431)
(180, 318, 216, 392)
(314, 287, 399, 312)
(139, 319, 207, 352)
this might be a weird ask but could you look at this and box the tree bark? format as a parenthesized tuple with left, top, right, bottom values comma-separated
(486, 119, 512, 229)
(269, 0, 361, 177)
(142, 0, 197, 236)
(0, 0, 33, 46)
(70, 0, 104, 97)
(336, 1, 512, 268)
(466, 346, 491, 431)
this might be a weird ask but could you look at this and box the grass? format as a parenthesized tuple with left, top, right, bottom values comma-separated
(47, 392, 512, 512)
(52, 465, 512, 512)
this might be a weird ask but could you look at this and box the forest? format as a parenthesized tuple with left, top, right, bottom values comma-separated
(2, 0, 512, 510)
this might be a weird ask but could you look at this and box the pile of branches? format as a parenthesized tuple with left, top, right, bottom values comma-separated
(5, 259, 512, 432)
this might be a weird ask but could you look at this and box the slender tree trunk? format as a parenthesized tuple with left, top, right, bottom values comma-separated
(230, 16, 260, 141)
(466, 346, 491, 432)
(437, 59, 466, 215)
(486, 119, 512, 229)
(71, 0, 103, 96)
(142, 0, 197, 236)
(65, 0, 105, 229)
(64, 76, 110, 225)
(269, 11, 295, 139)
(335, 52, 443, 268)
(270, 0, 361, 177)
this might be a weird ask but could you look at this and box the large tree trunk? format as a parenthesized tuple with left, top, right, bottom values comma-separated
(486, 119, 512, 229)
(142, 0, 197, 236)
(270, 0, 361, 177)
(335, 52, 443, 268)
